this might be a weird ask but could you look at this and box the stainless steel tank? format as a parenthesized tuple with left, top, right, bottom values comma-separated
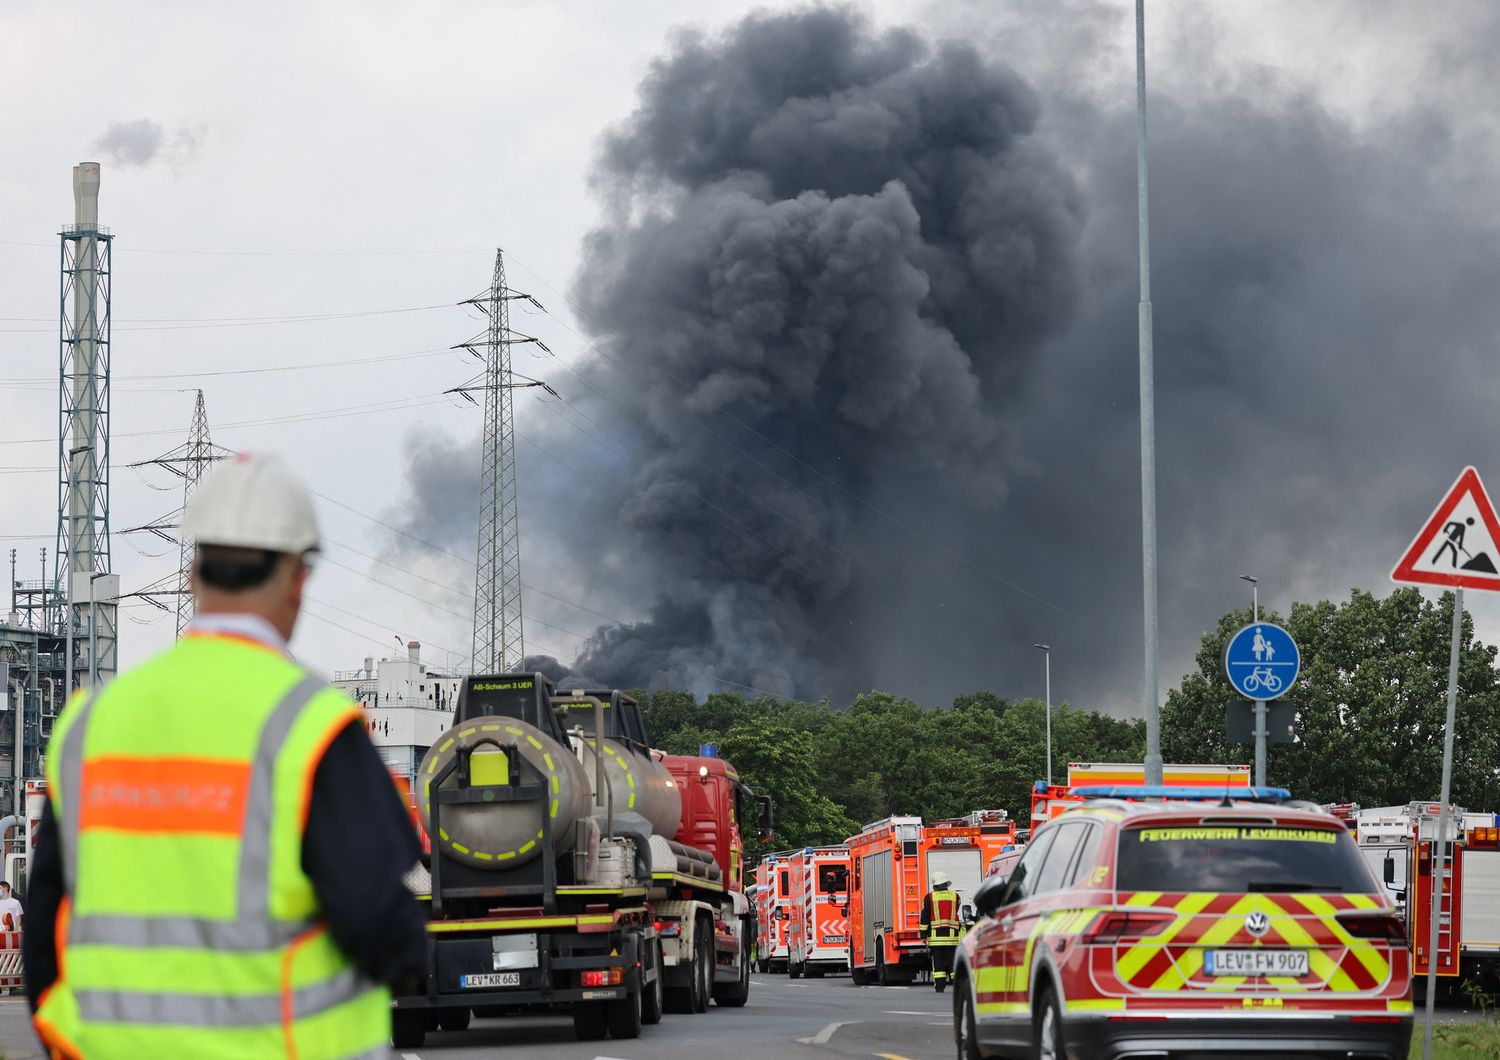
(575, 737, 683, 838)
(417, 714, 592, 869)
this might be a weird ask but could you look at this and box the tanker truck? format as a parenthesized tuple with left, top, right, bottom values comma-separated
(390, 673, 771, 1048)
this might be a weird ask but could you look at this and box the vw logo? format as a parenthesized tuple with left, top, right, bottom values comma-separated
(1244, 911, 1271, 937)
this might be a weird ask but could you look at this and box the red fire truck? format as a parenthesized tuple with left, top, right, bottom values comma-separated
(753, 850, 796, 973)
(847, 812, 1020, 986)
(1357, 802, 1500, 990)
(786, 846, 850, 978)
(1030, 762, 1252, 826)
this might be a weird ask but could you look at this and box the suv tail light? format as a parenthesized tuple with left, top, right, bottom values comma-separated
(1083, 911, 1175, 945)
(1337, 912, 1407, 943)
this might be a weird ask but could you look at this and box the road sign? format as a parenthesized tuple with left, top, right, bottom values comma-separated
(1226, 700, 1296, 745)
(1224, 622, 1299, 701)
(1392, 466, 1500, 592)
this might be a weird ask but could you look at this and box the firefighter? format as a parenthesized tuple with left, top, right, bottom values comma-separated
(920, 870, 962, 992)
(24, 453, 427, 1058)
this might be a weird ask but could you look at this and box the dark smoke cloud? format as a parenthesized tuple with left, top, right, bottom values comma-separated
(393, 3, 1500, 715)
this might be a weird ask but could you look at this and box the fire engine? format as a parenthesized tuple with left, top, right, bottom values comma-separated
(753, 850, 797, 973)
(786, 846, 851, 978)
(1030, 762, 1252, 826)
(1356, 802, 1500, 990)
(847, 811, 1018, 986)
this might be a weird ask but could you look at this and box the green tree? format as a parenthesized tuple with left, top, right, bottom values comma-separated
(716, 717, 858, 863)
(1162, 588, 1500, 808)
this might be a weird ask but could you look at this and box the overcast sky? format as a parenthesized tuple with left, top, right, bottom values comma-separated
(4, 1, 1499, 718)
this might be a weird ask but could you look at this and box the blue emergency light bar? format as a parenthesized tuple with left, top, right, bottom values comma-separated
(1069, 785, 1293, 801)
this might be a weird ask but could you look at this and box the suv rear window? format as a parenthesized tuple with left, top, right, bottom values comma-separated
(1116, 823, 1376, 893)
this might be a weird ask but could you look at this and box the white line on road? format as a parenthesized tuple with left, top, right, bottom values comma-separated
(797, 1020, 855, 1045)
(400, 1054, 422, 1060)
(884, 1010, 936, 1015)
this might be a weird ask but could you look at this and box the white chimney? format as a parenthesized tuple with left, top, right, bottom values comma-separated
(363, 656, 374, 677)
(73, 162, 100, 228)
(407, 640, 421, 665)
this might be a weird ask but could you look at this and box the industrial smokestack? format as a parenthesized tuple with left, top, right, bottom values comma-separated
(407, 640, 421, 665)
(72, 162, 100, 228)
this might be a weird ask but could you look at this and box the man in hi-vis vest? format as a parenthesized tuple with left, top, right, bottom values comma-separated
(24, 453, 427, 1059)
(919, 871, 962, 993)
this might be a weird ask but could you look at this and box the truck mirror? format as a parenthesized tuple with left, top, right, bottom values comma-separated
(758, 794, 774, 842)
(1382, 854, 1396, 885)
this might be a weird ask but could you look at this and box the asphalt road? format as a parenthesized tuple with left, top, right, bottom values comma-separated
(396, 972, 956, 1060)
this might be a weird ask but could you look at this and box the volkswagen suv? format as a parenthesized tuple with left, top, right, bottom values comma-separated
(952, 787, 1413, 1059)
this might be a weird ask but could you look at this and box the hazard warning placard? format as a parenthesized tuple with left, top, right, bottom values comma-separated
(1392, 466, 1500, 592)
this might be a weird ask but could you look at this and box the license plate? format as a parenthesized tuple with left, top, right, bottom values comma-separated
(1207, 949, 1309, 977)
(460, 972, 521, 989)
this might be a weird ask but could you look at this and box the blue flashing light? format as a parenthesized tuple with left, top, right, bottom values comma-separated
(1034, 781, 1049, 793)
(1069, 785, 1293, 801)
(699, 744, 719, 758)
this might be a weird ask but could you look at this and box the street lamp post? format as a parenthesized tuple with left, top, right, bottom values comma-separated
(1035, 644, 1053, 785)
(1239, 574, 1259, 623)
(1136, 0, 1162, 787)
(1239, 574, 1267, 785)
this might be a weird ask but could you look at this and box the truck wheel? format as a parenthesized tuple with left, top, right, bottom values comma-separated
(641, 936, 665, 1026)
(876, 948, 890, 986)
(789, 960, 803, 979)
(713, 921, 751, 1008)
(437, 1006, 471, 1032)
(573, 1003, 609, 1041)
(607, 989, 642, 1040)
(691, 922, 712, 1013)
(391, 1010, 426, 1049)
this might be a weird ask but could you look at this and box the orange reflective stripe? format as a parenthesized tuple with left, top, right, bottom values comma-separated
(80, 757, 252, 836)
(33, 899, 81, 1060)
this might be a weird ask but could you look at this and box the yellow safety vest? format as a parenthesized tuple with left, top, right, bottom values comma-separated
(33, 632, 391, 1059)
(928, 889, 961, 943)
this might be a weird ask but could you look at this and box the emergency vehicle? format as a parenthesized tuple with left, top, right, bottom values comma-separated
(1356, 802, 1500, 990)
(1030, 763, 1252, 826)
(786, 846, 851, 978)
(953, 787, 1414, 1059)
(754, 850, 797, 973)
(848, 813, 1017, 985)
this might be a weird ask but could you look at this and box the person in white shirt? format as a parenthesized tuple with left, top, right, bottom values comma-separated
(0, 881, 22, 932)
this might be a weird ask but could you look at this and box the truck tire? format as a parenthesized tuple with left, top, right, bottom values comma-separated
(788, 960, 802, 979)
(391, 1010, 426, 1050)
(607, 989, 642, 1040)
(573, 1002, 609, 1041)
(642, 937, 665, 1026)
(876, 947, 890, 986)
(713, 920, 751, 1008)
(437, 1007, 470, 1032)
(691, 920, 712, 1013)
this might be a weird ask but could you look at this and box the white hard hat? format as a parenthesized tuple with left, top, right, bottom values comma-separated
(931, 871, 951, 888)
(183, 453, 320, 553)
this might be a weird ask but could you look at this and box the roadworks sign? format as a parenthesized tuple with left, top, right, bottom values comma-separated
(1392, 466, 1500, 592)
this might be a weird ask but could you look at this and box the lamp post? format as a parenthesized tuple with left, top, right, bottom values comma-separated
(1239, 573, 1259, 622)
(1238, 574, 1266, 785)
(1035, 643, 1053, 785)
(1136, 0, 1162, 787)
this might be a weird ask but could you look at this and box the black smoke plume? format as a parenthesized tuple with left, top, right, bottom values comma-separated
(394, 4, 1500, 713)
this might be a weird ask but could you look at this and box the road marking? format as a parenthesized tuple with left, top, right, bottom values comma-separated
(883, 1010, 934, 1015)
(400, 1054, 422, 1060)
(798, 1020, 855, 1045)
(876, 1054, 914, 1060)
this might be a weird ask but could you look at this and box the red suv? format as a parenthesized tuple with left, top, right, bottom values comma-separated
(952, 788, 1413, 1059)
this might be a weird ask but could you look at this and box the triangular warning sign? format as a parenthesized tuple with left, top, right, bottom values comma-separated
(1392, 466, 1500, 592)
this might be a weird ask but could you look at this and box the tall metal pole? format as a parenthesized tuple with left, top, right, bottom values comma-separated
(1036, 643, 1052, 785)
(1422, 588, 1463, 1060)
(1240, 574, 1264, 783)
(1136, 0, 1162, 785)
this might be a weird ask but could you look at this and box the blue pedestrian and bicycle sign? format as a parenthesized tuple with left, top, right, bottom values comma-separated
(1224, 622, 1300, 701)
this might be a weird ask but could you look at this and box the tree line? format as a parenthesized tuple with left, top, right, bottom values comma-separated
(635, 587, 1500, 865)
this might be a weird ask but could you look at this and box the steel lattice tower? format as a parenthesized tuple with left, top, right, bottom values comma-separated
(53, 163, 116, 678)
(120, 390, 230, 635)
(454, 249, 546, 673)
